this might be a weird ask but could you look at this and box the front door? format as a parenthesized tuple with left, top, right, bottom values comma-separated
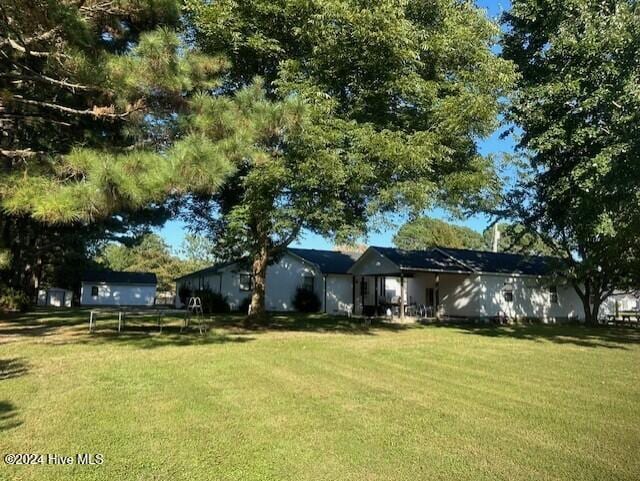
(425, 288, 435, 308)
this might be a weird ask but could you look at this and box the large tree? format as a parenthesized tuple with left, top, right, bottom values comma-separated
(0, 0, 233, 295)
(394, 217, 485, 250)
(503, 0, 640, 323)
(184, 0, 515, 317)
(481, 223, 554, 256)
(97, 233, 193, 292)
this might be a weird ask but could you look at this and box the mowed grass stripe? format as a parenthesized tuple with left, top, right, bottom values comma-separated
(1, 311, 639, 481)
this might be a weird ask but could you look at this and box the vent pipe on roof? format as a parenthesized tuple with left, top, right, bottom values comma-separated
(492, 224, 500, 253)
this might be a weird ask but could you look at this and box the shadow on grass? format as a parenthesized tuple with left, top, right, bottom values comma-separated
(1, 308, 419, 348)
(79, 325, 256, 349)
(75, 314, 414, 348)
(0, 400, 22, 432)
(433, 322, 640, 350)
(214, 312, 418, 336)
(0, 358, 29, 381)
(0, 308, 94, 340)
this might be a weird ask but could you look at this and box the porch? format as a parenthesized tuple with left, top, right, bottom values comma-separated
(352, 271, 470, 319)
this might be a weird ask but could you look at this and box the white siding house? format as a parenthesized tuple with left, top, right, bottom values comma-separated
(80, 271, 157, 307)
(349, 246, 585, 322)
(175, 248, 356, 314)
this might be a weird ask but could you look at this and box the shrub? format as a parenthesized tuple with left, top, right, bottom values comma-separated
(292, 287, 321, 313)
(0, 287, 31, 312)
(238, 296, 251, 314)
(178, 285, 192, 305)
(194, 290, 230, 314)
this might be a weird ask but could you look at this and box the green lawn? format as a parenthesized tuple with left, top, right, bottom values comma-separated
(1, 309, 639, 481)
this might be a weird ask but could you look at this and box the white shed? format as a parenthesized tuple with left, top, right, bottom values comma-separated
(37, 288, 73, 308)
(80, 271, 157, 307)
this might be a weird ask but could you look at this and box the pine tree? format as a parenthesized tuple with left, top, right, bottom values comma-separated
(0, 0, 233, 295)
(183, 0, 516, 317)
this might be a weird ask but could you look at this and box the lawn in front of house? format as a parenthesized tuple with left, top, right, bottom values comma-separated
(1, 309, 639, 481)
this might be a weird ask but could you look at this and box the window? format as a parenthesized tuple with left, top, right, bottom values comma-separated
(549, 285, 558, 304)
(302, 275, 314, 292)
(239, 274, 253, 291)
(503, 283, 514, 303)
(91, 286, 99, 297)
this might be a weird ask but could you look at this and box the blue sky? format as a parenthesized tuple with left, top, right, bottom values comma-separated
(159, 0, 515, 253)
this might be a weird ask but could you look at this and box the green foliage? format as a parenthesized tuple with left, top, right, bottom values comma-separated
(178, 285, 193, 305)
(481, 223, 554, 256)
(97, 233, 193, 292)
(178, 234, 217, 267)
(292, 287, 321, 313)
(503, 0, 640, 321)
(0, 286, 31, 312)
(184, 0, 516, 313)
(0, 0, 232, 295)
(194, 289, 231, 314)
(394, 217, 485, 250)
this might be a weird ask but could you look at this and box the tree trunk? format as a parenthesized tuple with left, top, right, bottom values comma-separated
(581, 293, 602, 326)
(248, 241, 269, 322)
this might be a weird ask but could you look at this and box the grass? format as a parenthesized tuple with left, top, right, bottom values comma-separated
(1, 308, 639, 481)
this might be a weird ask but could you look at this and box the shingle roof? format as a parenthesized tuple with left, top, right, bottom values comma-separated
(288, 248, 358, 274)
(173, 261, 238, 281)
(438, 247, 555, 276)
(372, 246, 557, 276)
(82, 270, 157, 284)
(371, 246, 471, 273)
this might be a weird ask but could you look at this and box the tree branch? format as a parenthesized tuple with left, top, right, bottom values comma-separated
(6, 97, 139, 120)
(0, 36, 63, 59)
(0, 148, 43, 158)
(0, 72, 98, 92)
(270, 223, 302, 255)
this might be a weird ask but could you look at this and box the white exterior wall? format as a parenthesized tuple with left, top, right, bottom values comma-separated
(264, 253, 322, 311)
(177, 252, 356, 313)
(352, 269, 585, 321)
(37, 288, 73, 307)
(325, 274, 353, 315)
(80, 282, 156, 306)
(600, 292, 640, 316)
(437, 273, 583, 321)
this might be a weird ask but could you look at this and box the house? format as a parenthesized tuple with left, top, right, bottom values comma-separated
(348, 246, 584, 321)
(37, 287, 73, 308)
(80, 271, 157, 306)
(174, 248, 357, 314)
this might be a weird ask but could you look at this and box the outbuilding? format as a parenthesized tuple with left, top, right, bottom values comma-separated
(37, 287, 73, 308)
(80, 271, 157, 307)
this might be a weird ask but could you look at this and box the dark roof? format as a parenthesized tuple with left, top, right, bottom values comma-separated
(438, 247, 555, 276)
(288, 248, 358, 274)
(372, 246, 556, 276)
(174, 249, 356, 282)
(172, 261, 238, 281)
(371, 246, 471, 273)
(82, 270, 157, 284)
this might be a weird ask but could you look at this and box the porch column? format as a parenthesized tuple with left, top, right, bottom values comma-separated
(435, 273, 440, 320)
(352, 276, 356, 314)
(400, 273, 405, 319)
(323, 275, 327, 313)
(374, 275, 378, 315)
